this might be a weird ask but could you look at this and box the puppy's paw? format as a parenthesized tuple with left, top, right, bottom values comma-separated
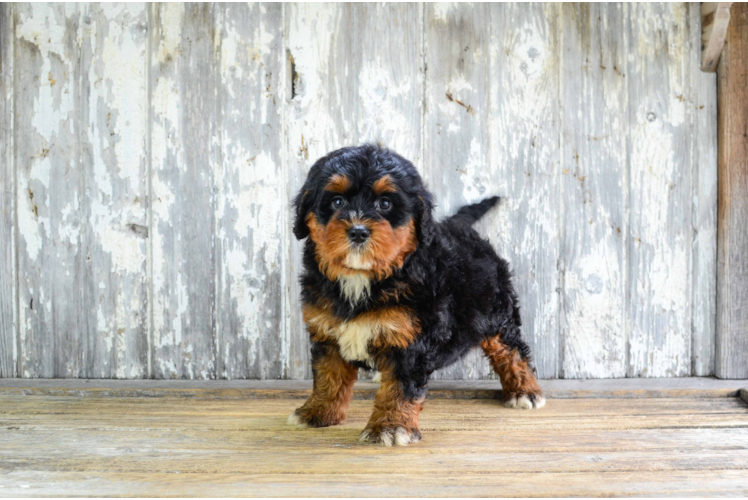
(359, 426, 422, 447)
(286, 411, 310, 427)
(286, 408, 344, 428)
(502, 392, 546, 410)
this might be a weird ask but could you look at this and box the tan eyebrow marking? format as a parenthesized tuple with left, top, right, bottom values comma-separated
(373, 175, 397, 195)
(325, 174, 351, 194)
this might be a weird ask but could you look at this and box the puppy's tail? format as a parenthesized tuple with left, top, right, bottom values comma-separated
(449, 196, 501, 226)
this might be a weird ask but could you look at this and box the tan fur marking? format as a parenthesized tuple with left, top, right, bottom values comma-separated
(378, 281, 413, 303)
(325, 174, 351, 194)
(372, 175, 398, 195)
(291, 344, 358, 427)
(302, 302, 341, 343)
(306, 213, 354, 282)
(366, 219, 418, 280)
(367, 307, 420, 349)
(306, 214, 417, 282)
(481, 335, 543, 398)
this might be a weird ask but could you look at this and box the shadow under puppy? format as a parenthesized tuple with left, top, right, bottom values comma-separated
(288, 144, 544, 446)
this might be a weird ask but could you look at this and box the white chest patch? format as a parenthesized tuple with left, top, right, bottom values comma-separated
(334, 319, 376, 365)
(338, 273, 371, 305)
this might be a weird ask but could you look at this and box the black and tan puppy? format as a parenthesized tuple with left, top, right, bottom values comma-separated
(288, 144, 544, 446)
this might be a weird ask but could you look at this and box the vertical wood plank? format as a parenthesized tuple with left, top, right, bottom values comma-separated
(486, 3, 562, 380)
(0, 3, 16, 377)
(426, 3, 562, 380)
(78, 3, 149, 378)
(716, 1, 748, 379)
(284, 3, 422, 379)
(691, 3, 718, 377)
(215, 4, 285, 379)
(559, 4, 628, 378)
(423, 3, 493, 380)
(150, 3, 218, 379)
(15, 4, 85, 377)
(626, 3, 693, 377)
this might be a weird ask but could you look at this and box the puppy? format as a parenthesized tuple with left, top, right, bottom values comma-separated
(288, 144, 544, 446)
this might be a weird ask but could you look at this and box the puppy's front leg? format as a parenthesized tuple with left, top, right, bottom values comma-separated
(288, 342, 358, 427)
(360, 366, 425, 446)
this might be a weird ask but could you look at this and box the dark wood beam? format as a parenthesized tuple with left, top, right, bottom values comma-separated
(716, 1, 748, 378)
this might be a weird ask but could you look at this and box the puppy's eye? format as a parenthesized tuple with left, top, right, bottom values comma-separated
(378, 198, 392, 211)
(331, 196, 346, 210)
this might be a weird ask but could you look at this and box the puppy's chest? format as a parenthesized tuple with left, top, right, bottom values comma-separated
(327, 276, 377, 363)
(308, 304, 420, 364)
(328, 318, 378, 365)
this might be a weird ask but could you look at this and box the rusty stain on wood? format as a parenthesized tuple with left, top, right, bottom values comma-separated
(445, 92, 474, 115)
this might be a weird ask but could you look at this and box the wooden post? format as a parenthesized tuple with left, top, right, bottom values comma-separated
(716, 2, 748, 379)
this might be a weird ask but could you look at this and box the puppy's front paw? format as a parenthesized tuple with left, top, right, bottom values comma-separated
(286, 407, 344, 428)
(502, 392, 545, 410)
(286, 410, 310, 427)
(359, 426, 422, 447)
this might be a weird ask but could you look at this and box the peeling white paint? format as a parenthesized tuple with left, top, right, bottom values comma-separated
(232, 152, 279, 241)
(156, 3, 183, 64)
(431, 3, 458, 22)
(460, 137, 488, 203)
(18, 192, 46, 263)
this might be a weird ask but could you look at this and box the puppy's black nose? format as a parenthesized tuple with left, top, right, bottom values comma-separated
(348, 224, 370, 244)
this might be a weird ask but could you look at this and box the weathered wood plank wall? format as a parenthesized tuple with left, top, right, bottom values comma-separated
(0, 3, 718, 380)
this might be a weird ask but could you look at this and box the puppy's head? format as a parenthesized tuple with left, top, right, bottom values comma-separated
(293, 144, 434, 281)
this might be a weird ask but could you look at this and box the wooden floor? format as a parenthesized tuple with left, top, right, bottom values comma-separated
(0, 380, 747, 497)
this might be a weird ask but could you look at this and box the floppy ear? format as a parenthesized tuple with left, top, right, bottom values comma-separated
(415, 191, 435, 246)
(293, 159, 328, 240)
(292, 182, 316, 240)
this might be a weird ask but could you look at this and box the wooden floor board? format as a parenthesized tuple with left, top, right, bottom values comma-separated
(1, 470, 748, 497)
(0, 392, 747, 497)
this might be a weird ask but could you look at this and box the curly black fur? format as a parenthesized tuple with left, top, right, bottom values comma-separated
(293, 144, 533, 401)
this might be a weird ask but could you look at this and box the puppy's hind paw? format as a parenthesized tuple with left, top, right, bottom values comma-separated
(502, 393, 545, 410)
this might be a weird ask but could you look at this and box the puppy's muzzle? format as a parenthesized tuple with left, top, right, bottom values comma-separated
(347, 224, 370, 245)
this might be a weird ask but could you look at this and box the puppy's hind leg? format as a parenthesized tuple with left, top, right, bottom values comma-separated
(481, 333, 545, 410)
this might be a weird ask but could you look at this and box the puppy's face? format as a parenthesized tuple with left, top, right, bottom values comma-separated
(294, 146, 433, 282)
